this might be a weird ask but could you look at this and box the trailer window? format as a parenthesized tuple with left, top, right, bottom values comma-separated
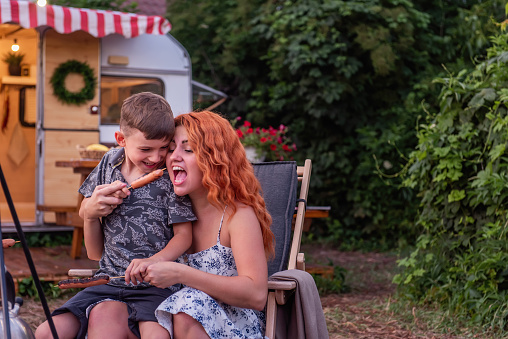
(100, 76, 164, 125)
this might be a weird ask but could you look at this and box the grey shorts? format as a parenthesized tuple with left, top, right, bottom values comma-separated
(52, 284, 174, 339)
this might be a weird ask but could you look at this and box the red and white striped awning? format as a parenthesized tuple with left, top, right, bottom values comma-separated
(0, 0, 171, 38)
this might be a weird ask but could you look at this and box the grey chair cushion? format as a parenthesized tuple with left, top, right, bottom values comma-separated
(253, 161, 298, 276)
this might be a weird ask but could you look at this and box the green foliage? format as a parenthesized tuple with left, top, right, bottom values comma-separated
(313, 265, 349, 295)
(2, 51, 24, 66)
(17, 277, 75, 300)
(248, 0, 442, 247)
(50, 59, 97, 105)
(50, 0, 137, 12)
(167, 0, 504, 250)
(1, 232, 71, 247)
(22, 232, 72, 247)
(395, 33, 508, 330)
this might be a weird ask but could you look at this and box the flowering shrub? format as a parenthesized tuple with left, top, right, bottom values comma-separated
(232, 117, 297, 161)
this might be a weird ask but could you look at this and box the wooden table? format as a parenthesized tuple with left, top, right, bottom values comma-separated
(295, 206, 330, 231)
(51, 159, 99, 259)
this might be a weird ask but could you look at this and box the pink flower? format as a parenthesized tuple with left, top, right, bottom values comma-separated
(231, 117, 296, 161)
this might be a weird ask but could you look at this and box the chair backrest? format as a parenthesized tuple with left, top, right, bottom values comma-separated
(253, 160, 312, 277)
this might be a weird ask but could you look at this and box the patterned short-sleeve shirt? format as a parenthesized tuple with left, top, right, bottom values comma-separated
(79, 147, 196, 287)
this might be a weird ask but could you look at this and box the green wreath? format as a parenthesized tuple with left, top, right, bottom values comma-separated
(50, 60, 97, 105)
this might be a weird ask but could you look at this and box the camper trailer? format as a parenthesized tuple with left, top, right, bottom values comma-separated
(0, 0, 223, 242)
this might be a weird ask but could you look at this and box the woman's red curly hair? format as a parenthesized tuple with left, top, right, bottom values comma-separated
(175, 111, 275, 258)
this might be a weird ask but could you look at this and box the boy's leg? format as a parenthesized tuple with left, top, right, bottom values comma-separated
(34, 312, 80, 339)
(139, 321, 171, 339)
(87, 300, 137, 339)
(123, 286, 175, 338)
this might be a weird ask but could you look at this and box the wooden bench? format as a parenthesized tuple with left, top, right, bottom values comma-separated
(37, 205, 84, 259)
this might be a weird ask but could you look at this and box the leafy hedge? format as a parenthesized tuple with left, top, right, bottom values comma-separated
(167, 0, 505, 250)
(395, 34, 508, 329)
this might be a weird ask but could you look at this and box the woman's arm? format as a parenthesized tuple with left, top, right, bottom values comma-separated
(125, 222, 192, 284)
(145, 207, 268, 311)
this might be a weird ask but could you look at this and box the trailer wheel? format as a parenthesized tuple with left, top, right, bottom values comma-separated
(50, 60, 97, 105)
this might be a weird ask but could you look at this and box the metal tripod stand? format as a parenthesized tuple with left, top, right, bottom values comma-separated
(0, 163, 59, 338)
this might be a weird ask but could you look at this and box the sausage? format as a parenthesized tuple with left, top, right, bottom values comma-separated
(2, 239, 17, 248)
(129, 169, 164, 189)
(58, 275, 111, 289)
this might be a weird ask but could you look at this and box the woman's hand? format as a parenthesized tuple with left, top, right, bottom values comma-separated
(143, 261, 183, 288)
(81, 181, 129, 219)
(125, 257, 160, 285)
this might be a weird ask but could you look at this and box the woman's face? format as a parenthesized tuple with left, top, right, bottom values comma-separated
(166, 126, 204, 197)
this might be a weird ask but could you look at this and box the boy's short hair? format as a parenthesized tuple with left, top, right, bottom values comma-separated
(120, 92, 175, 140)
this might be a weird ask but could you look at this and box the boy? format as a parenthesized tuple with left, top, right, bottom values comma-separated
(35, 92, 195, 339)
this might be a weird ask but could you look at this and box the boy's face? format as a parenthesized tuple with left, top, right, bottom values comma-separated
(115, 129, 170, 174)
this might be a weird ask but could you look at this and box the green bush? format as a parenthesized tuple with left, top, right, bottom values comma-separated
(17, 277, 76, 300)
(395, 33, 508, 330)
(313, 265, 349, 295)
(167, 0, 505, 250)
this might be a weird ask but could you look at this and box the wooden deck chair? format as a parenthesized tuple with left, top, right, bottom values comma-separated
(68, 159, 314, 337)
(254, 160, 312, 338)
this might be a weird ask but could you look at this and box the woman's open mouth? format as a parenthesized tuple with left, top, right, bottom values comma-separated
(173, 166, 187, 185)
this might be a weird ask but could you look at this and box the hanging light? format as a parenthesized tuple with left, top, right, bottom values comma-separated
(37, 0, 46, 6)
(11, 39, 19, 52)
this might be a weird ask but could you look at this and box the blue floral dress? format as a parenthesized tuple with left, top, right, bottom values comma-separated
(155, 210, 266, 339)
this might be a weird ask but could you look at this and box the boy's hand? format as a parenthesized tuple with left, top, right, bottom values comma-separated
(83, 181, 129, 219)
(125, 257, 159, 285)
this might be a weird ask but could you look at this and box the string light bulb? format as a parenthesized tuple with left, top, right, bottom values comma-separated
(11, 39, 19, 52)
(37, 0, 47, 6)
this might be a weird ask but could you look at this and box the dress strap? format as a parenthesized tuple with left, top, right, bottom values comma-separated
(216, 205, 228, 244)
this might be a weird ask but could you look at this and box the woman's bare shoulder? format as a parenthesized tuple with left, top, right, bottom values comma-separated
(228, 203, 260, 229)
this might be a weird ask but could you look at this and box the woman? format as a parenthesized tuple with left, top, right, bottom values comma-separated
(141, 110, 275, 338)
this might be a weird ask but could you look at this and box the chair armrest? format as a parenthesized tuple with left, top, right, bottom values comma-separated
(268, 280, 297, 305)
(297, 252, 305, 270)
(68, 269, 97, 277)
(267, 280, 296, 290)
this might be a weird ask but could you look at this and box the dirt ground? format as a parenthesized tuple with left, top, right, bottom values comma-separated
(15, 243, 457, 338)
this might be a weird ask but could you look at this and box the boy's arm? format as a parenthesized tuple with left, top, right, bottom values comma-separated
(81, 197, 104, 261)
(79, 181, 130, 261)
(151, 221, 192, 262)
(125, 221, 192, 284)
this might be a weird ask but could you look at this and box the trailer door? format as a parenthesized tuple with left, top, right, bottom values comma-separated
(36, 29, 100, 224)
